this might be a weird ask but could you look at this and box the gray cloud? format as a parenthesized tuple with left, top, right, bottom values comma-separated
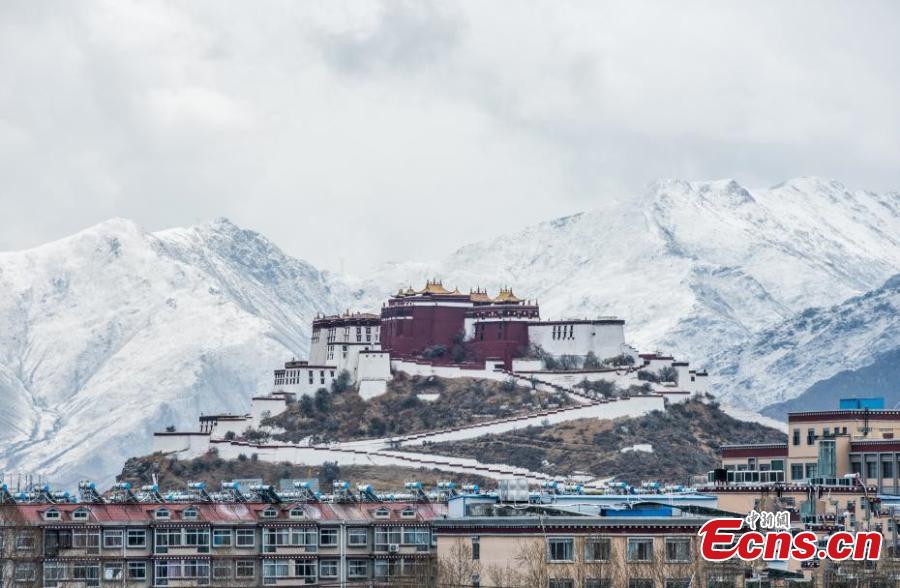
(1, 1, 899, 272)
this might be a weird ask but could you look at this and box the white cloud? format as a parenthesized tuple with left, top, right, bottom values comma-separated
(1, 0, 899, 271)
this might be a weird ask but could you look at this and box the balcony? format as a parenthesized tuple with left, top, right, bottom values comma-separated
(707, 469, 785, 485)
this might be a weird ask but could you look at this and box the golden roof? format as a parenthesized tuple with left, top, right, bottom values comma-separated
(420, 279, 451, 295)
(493, 287, 523, 304)
(469, 287, 493, 303)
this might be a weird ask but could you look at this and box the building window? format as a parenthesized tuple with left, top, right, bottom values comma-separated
(472, 536, 480, 560)
(184, 528, 210, 547)
(628, 579, 653, 588)
(182, 507, 198, 520)
(549, 580, 574, 588)
(154, 507, 170, 520)
(807, 428, 815, 445)
(103, 562, 123, 581)
(43, 508, 61, 520)
(866, 461, 878, 479)
(403, 527, 430, 546)
(884, 460, 894, 479)
(586, 580, 612, 588)
(295, 561, 317, 580)
(289, 507, 305, 519)
(627, 538, 654, 562)
(213, 560, 233, 579)
(792, 429, 800, 446)
(806, 463, 818, 478)
(547, 537, 575, 562)
(585, 537, 611, 561)
(708, 575, 737, 588)
(14, 563, 36, 582)
(72, 507, 90, 520)
(320, 528, 339, 547)
(262, 506, 278, 518)
(235, 560, 256, 578)
(665, 538, 691, 562)
(374, 527, 402, 550)
(126, 529, 146, 548)
(374, 507, 390, 519)
(791, 464, 804, 480)
(401, 507, 417, 519)
(666, 580, 691, 588)
(15, 531, 35, 550)
(212, 529, 232, 547)
(320, 559, 339, 578)
(127, 561, 146, 580)
(103, 529, 124, 549)
(236, 528, 256, 547)
(348, 559, 368, 578)
(348, 527, 368, 546)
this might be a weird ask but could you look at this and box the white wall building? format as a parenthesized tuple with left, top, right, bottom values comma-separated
(528, 319, 630, 361)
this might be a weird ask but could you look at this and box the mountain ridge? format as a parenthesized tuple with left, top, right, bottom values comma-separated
(1, 176, 898, 487)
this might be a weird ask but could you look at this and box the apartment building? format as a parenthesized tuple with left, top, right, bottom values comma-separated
(0, 500, 445, 587)
(432, 499, 754, 588)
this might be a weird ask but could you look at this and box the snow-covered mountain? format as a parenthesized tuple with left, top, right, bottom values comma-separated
(0, 218, 351, 488)
(2, 176, 898, 488)
(711, 274, 900, 413)
(351, 177, 900, 363)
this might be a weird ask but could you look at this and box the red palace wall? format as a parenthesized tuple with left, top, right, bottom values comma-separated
(469, 321, 531, 368)
(380, 304, 469, 360)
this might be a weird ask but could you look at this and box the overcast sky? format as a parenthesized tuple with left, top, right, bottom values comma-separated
(2, 1, 899, 272)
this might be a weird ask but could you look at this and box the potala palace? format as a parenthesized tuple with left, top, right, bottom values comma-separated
(154, 280, 708, 475)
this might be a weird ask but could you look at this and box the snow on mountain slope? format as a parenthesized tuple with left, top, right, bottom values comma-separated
(0, 218, 350, 488)
(352, 178, 900, 363)
(710, 274, 900, 412)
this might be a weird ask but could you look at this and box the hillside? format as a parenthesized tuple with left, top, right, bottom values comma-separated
(0, 218, 353, 488)
(711, 274, 900, 412)
(264, 373, 571, 444)
(410, 399, 786, 485)
(118, 452, 490, 493)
